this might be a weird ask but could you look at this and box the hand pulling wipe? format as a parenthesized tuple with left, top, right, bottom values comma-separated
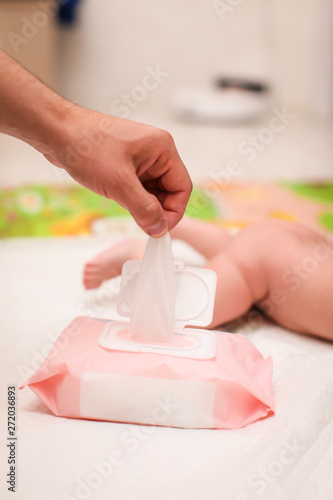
(21, 233, 274, 429)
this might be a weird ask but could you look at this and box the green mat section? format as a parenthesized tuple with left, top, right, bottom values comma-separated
(0, 185, 219, 238)
(283, 181, 333, 231)
(2, 181, 333, 238)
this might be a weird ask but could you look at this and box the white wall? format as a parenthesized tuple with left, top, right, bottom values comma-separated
(0, 0, 332, 186)
(57, 0, 331, 118)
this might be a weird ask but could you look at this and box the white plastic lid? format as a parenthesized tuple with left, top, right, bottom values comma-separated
(117, 260, 217, 330)
(98, 260, 218, 360)
(98, 321, 217, 360)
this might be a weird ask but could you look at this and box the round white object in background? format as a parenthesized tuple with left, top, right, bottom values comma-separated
(172, 87, 268, 124)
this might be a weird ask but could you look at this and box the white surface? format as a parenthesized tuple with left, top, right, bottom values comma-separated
(1, 237, 333, 500)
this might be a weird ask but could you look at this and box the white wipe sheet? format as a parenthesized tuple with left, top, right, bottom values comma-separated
(129, 233, 175, 342)
(1, 237, 333, 500)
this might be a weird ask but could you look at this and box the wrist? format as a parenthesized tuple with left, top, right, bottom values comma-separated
(49, 106, 117, 173)
(28, 97, 76, 159)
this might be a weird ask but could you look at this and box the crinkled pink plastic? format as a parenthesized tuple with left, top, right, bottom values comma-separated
(21, 316, 274, 429)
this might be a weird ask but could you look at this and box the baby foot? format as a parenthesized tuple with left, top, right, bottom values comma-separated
(83, 238, 146, 289)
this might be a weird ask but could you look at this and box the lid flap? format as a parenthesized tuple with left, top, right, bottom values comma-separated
(117, 260, 217, 329)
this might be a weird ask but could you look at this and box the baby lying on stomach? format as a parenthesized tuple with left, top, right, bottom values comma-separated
(83, 218, 333, 341)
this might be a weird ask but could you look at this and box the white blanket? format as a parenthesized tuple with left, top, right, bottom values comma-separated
(1, 237, 333, 500)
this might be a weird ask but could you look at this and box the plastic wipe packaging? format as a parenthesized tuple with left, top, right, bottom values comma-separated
(21, 234, 274, 429)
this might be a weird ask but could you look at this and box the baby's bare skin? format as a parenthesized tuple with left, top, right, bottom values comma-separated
(83, 218, 333, 340)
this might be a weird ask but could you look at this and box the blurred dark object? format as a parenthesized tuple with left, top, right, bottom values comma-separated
(215, 77, 269, 93)
(57, 0, 82, 25)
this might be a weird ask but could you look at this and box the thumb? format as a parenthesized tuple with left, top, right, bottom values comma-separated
(119, 177, 168, 237)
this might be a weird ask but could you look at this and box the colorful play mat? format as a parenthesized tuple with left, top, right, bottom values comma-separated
(1, 181, 333, 238)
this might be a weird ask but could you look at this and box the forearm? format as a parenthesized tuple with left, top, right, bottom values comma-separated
(0, 50, 72, 155)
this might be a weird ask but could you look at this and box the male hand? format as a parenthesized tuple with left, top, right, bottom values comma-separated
(46, 110, 192, 237)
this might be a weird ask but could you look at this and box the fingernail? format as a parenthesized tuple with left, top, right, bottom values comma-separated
(147, 219, 168, 237)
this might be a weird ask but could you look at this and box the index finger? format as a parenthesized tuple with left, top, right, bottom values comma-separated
(141, 154, 193, 230)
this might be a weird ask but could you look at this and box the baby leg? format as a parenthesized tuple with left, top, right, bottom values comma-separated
(171, 217, 232, 258)
(206, 230, 267, 328)
(83, 238, 146, 289)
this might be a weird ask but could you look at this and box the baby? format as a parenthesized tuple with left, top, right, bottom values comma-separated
(83, 218, 333, 341)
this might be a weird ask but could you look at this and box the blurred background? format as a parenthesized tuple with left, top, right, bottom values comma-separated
(0, 0, 332, 205)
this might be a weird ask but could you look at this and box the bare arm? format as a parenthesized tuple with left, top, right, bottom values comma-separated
(0, 50, 192, 236)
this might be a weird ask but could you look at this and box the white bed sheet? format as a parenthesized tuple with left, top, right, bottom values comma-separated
(1, 237, 333, 500)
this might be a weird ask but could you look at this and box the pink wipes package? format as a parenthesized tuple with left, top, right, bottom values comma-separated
(21, 317, 274, 429)
(21, 235, 274, 429)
